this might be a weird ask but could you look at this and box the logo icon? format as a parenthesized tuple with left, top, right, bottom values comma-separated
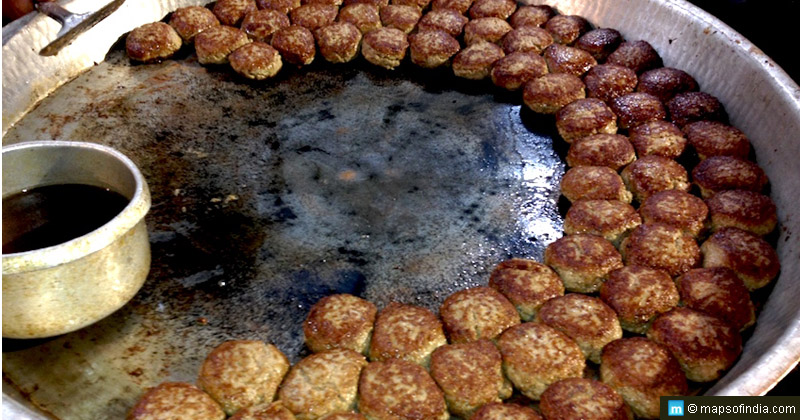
(667, 400, 685, 416)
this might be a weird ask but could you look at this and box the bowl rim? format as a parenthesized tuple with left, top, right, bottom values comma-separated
(2, 140, 151, 273)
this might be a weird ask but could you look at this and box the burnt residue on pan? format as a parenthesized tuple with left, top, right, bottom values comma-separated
(2, 45, 564, 418)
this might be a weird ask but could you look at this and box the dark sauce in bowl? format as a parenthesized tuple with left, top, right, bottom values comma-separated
(2, 184, 129, 254)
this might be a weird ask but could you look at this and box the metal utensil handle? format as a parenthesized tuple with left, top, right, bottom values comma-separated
(35, 2, 74, 25)
(36, 0, 125, 56)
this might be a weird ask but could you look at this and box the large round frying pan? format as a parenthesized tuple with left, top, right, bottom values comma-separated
(3, 0, 799, 418)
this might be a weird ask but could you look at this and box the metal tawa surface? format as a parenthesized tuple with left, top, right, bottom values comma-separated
(2, 45, 566, 418)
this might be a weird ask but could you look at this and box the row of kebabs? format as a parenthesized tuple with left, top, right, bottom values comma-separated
(125, 1, 780, 419)
(125, 276, 751, 420)
(120, 0, 658, 83)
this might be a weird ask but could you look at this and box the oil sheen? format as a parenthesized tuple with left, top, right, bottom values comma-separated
(2, 184, 129, 254)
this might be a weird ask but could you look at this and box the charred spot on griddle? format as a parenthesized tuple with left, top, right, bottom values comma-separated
(337, 247, 369, 266)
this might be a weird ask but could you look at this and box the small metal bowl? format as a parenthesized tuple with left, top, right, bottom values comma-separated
(2, 140, 151, 339)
